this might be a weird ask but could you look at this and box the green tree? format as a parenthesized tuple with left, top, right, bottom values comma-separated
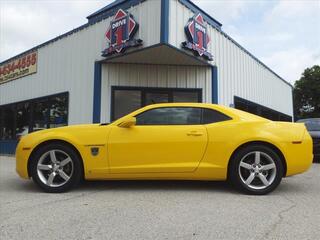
(293, 65, 320, 120)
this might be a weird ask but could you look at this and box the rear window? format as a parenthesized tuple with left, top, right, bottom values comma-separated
(202, 109, 232, 124)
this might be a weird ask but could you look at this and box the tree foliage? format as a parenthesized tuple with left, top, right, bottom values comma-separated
(293, 65, 320, 120)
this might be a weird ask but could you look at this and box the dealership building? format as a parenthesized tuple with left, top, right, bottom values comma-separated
(0, 0, 293, 154)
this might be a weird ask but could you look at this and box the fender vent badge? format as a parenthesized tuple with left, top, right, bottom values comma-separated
(91, 147, 99, 156)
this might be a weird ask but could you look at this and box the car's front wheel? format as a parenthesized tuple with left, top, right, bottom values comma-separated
(229, 145, 284, 195)
(30, 143, 82, 193)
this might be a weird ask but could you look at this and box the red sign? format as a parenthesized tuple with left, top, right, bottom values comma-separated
(102, 9, 142, 57)
(182, 13, 213, 61)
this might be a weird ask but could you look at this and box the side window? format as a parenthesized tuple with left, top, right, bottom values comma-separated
(202, 109, 232, 124)
(136, 107, 202, 125)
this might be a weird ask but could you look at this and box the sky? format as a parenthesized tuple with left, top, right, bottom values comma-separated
(0, 0, 319, 85)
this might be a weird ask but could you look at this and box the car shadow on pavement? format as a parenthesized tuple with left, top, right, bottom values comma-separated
(6, 178, 236, 194)
(76, 180, 238, 194)
(8, 177, 306, 196)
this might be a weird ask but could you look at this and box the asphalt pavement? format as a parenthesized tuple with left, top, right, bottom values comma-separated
(0, 155, 319, 240)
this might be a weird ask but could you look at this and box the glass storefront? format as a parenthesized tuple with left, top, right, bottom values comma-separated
(0, 92, 68, 140)
(111, 87, 202, 120)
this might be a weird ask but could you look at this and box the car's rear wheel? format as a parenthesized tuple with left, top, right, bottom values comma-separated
(30, 143, 82, 193)
(229, 145, 284, 195)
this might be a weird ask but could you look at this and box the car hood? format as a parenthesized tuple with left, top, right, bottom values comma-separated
(20, 123, 112, 148)
(26, 124, 103, 135)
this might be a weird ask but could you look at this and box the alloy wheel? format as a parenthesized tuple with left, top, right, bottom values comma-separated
(37, 150, 74, 187)
(238, 151, 277, 190)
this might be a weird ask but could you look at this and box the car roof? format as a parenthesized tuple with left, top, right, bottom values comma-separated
(142, 102, 216, 107)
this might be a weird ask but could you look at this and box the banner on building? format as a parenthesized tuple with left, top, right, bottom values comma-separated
(0, 51, 37, 84)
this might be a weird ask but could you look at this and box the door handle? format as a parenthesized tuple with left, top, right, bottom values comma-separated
(187, 131, 203, 136)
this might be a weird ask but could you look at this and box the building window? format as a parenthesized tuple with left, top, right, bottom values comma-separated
(173, 91, 200, 102)
(33, 100, 49, 130)
(2, 106, 15, 140)
(111, 87, 202, 120)
(145, 92, 169, 105)
(16, 102, 31, 139)
(234, 96, 292, 122)
(49, 95, 68, 128)
(0, 92, 68, 140)
(114, 90, 141, 121)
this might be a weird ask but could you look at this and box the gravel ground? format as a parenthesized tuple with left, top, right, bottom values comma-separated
(0, 155, 319, 240)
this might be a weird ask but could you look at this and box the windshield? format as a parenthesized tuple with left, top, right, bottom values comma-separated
(298, 119, 320, 131)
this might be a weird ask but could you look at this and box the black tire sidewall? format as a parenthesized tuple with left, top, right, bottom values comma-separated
(30, 143, 82, 193)
(229, 145, 284, 195)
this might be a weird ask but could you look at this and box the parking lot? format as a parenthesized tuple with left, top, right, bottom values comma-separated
(0, 156, 319, 240)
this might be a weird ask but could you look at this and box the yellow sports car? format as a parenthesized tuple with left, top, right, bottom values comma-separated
(16, 103, 313, 195)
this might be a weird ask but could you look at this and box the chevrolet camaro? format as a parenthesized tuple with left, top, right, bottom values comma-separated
(16, 103, 313, 195)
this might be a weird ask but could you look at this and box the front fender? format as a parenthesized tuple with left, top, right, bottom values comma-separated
(16, 132, 85, 179)
(16, 126, 110, 179)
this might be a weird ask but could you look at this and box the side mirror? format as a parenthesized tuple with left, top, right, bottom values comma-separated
(118, 117, 136, 128)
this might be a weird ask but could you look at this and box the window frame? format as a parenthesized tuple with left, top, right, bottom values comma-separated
(135, 106, 232, 126)
(111, 86, 202, 121)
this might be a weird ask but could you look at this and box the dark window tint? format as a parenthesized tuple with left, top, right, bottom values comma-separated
(136, 107, 202, 125)
(202, 109, 231, 124)
(49, 95, 68, 128)
(0, 92, 68, 140)
(0, 109, 2, 139)
(234, 100, 247, 112)
(33, 100, 49, 129)
(2, 106, 15, 140)
(136, 107, 232, 125)
(114, 90, 141, 120)
(145, 92, 169, 105)
(16, 102, 30, 137)
(173, 92, 199, 102)
(111, 87, 202, 121)
(234, 96, 292, 122)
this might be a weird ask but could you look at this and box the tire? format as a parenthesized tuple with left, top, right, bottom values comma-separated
(228, 144, 284, 195)
(29, 143, 83, 193)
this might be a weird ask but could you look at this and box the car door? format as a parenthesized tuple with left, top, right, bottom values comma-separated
(107, 107, 208, 173)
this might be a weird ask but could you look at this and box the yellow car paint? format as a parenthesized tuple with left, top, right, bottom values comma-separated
(107, 125, 207, 173)
(16, 103, 313, 181)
